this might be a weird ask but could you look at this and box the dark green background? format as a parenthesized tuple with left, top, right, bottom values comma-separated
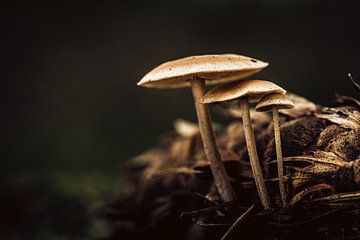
(1, 0, 360, 238)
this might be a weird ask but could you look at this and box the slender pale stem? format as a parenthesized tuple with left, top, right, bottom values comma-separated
(239, 97, 270, 209)
(191, 78, 236, 202)
(272, 106, 287, 206)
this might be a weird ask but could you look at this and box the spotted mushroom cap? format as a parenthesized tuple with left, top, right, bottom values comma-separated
(256, 93, 295, 112)
(201, 80, 286, 104)
(137, 54, 268, 89)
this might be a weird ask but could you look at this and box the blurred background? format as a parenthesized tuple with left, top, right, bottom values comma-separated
(1, 0, 360, 239)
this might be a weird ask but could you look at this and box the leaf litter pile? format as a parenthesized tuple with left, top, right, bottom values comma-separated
(102, 87, 360, 239)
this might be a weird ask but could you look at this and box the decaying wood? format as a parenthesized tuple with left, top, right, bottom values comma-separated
(103, 92, 360, 240)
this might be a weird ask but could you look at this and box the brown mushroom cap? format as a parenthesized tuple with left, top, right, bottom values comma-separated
(137, 54, 268, 89)
(201, 80, 286, 104)
(256, 93, 295, 112)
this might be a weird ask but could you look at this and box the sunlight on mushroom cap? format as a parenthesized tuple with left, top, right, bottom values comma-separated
(137, 54, 268, 89)
(256, 93, 295, 112)
(201, 80, 286, 104)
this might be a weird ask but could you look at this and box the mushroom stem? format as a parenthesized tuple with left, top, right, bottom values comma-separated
(272, 106, 287, 206)
(239, 97, 270, 209)
(191, 78, 236, 202)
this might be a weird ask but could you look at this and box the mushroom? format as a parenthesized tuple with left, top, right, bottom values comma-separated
(137, 54, 268, 202)
(256, 93, 294, 206)
(201, 80, 286, 209)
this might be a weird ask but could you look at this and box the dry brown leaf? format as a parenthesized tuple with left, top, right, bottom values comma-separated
(280, 152, 352, 190)
(316, 111, 360, 129)
(287, 183, 335, 207)
(278, 92, 319, 118)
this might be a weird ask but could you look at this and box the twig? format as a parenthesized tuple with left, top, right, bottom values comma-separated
(194, 220, 230, 227)
(311, 191, 360, 203)
(180, 204, 225, 219)
(348, 73, 360, 92)
(221, 204, 256, 240)
(334, 93, 360, 108)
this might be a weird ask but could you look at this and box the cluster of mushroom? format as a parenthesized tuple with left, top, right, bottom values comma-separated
(137, 54, 294, 209)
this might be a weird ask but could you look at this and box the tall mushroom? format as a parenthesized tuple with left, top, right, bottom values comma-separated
(201, 80, 286, 209)
(137, 54, 268, 202)
(256, 93, 294, 206)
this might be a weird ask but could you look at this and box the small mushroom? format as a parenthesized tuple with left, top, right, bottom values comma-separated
(256, 93, 294, 206)
(138, 54, 268, 202)
(201, 80, 286, 209)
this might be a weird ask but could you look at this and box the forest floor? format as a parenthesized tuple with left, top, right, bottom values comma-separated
(103, 88, 360, 239)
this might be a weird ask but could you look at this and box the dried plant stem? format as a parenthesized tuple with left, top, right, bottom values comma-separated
(348, 73, 360, 92)
(221, 204, 255, 240)
(272, 107, 287, 206)
(191, 78, 236, 202)
(239, 97, 270, 209)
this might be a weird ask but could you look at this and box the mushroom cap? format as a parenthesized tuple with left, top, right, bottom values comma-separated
(137, 54, 268, 89)
(201, 80, 286, 104)
(256, 93, 295, 112)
